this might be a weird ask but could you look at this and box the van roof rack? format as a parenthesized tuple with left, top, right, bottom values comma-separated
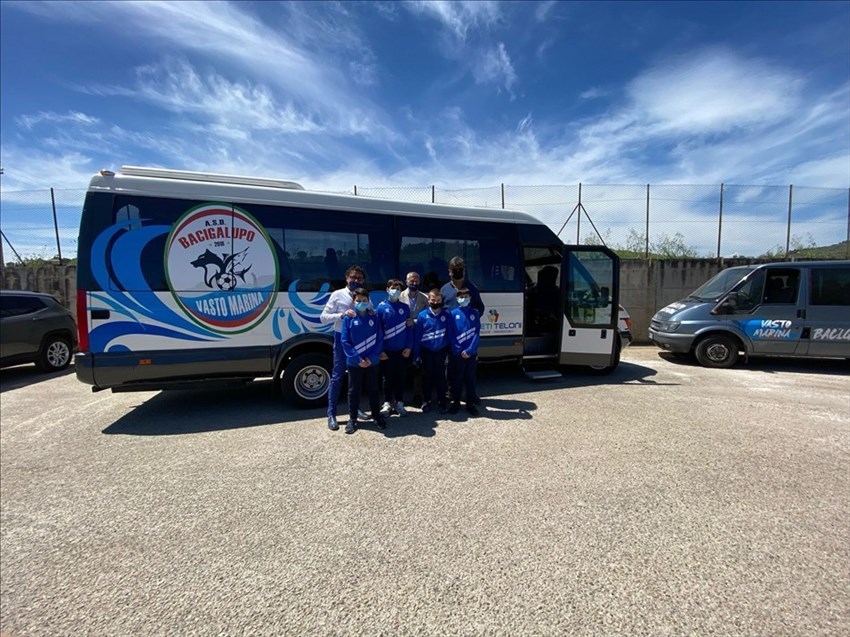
(119, 166, 305, 191)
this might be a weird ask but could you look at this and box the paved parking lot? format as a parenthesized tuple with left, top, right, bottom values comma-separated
(1, 347, 848, 636)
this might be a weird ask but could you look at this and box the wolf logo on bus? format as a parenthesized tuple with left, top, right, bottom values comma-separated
(166, 204, 278, 334)
(190, 247, 253, 291)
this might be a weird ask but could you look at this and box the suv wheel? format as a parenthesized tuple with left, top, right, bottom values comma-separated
(36, 336, 72, 372)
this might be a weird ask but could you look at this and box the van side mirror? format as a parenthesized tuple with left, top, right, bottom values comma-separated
(711, 297, 735, 315)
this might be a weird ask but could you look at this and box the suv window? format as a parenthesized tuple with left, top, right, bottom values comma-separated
(0, 295, 46, 318)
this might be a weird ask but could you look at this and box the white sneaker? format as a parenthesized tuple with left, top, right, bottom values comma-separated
(358, 409, 372, 421)
(395, 401, 408, 417)
(380, 402, 392, 418)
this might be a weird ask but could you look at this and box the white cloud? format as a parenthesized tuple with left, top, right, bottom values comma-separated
(15, 111, 100, 131)
(473, 43, 518, 97)
(406, 1, 502, 41)
(628, 47, 802, 135)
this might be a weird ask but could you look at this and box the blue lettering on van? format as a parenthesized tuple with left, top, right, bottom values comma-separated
(740, 319, 798, 340)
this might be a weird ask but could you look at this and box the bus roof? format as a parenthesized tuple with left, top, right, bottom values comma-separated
(88, 166, 546, 226)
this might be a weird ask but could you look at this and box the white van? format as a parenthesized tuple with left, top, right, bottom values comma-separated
(649, 261, 850, 367)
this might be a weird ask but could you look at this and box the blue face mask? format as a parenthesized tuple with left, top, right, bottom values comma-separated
(388, 289, 401, 301)
(355, 301, 369, 313)
(458, 297, 471, 308)
(347, 280, 360, 292)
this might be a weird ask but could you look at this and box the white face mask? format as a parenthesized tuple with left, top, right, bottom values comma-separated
(388, 289, 401, 301)
(458, 297, 471, 308)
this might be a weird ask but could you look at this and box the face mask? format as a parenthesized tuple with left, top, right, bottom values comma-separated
(355, 301, 369, 313)
(429, 302, 442, 310)
(407, 284, 419, 293)
(451, 269, 464, 280)
(347, 280, 360, 292)
(388, 289, 401, 301)
(458, 297, 471, 308)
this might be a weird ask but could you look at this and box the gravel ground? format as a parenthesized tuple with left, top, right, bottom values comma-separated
(1, 346, 848, 636)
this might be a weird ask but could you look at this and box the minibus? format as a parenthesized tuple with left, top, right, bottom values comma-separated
(75, 166, 623, 406)
(649, 260, 850, 367)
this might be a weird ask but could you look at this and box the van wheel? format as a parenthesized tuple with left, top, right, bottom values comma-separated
(695, 335, 739, 368)
(588, 336, 621, 375)
(36, 336, 72, 372)
(281, 353, 332, 408)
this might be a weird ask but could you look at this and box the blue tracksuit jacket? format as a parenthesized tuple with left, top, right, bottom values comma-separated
(341, 312, 383, 367)
(413, 308, 449, 359)
(376, 300, 413, 352)
(448, 306, 481, 356)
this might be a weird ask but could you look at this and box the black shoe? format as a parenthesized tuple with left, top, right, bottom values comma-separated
(470, 395, 482, 405)
(448, 402, 460, 414)
(421, 401, 432, 413)
(345, 420, 357, 434)
(466, 403, 479, 417)
(438, 403, 448, 414)
(376, 418, 387, 430)
(327, 415, 339, 431)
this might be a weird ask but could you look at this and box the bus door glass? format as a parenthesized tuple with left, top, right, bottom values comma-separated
(522, 246, 562, 356)
(561, 247, 618, 363)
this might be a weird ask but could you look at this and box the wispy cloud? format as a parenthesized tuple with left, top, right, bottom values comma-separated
(15, 111, 100, 131)
(473, 43, 518, 97)
(406, 1, 502, 41)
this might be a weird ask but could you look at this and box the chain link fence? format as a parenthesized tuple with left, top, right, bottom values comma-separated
(1, 183, 848, 262)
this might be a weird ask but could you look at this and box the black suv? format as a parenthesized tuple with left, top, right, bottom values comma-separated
(0, 290, 77, 372)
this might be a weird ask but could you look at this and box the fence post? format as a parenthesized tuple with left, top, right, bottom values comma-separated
(717, 183, 724, 259)
(501, 183, 505, 209)
(354, 185, 358, 196)
(645, 184, 650, 259)
(50, 187, 63, 262)
(576, 183, 582, 244)
(785, 184, 793, 258)
(846, 188, 850, 259)
(432, 185, 435, 204)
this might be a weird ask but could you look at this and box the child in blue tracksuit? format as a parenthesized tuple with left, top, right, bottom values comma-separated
(413, 288, 449, 413)
(376, 279, 413, 418)
(447, 288, 482, 416)
(341, 288, 385, 434)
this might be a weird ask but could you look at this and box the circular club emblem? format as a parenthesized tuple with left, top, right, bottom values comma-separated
(165, 203, 278, 333)
(440, 316, 445, 322)
(398, 308, 404, 315)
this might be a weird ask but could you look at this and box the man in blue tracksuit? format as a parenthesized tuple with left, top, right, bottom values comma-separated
(413, 288, 449, 414)
(341, 288, 385, 434)
(376, 278, 413, 418)
(447, 288, 482, 416)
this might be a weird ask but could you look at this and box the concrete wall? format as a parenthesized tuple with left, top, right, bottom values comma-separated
(0, 258, 777, 342)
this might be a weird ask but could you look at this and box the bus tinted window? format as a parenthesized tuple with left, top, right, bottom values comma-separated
(245, 204, 394, 292)
(398, 218, 521, 293)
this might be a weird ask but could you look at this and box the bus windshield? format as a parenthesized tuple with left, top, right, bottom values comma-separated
(688, 266, 757, 302)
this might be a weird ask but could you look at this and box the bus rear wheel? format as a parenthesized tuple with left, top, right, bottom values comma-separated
(282, 353, 332, 408)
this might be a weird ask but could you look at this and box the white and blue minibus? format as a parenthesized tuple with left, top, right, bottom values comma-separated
(75, 166, 622, 407)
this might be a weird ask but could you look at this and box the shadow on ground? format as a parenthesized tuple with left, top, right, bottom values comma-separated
(0, 364, 75, 393)
(659, 352, 850, 376)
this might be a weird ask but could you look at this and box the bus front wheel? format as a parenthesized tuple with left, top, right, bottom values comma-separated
(282, 353, 333, 408)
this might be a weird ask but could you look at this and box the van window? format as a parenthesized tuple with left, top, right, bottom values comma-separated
(810, 267, 850, 306)
(762, 268, 800, 304)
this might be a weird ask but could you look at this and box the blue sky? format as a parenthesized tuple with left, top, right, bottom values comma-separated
(1, 0, 848, 194)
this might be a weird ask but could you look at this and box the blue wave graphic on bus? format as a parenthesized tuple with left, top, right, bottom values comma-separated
(272, 281, 333, 340)
(91, 322, 217, 353)
(89, 221, 223, 350)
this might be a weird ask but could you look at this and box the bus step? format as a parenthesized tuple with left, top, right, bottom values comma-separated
(523, 368, 562, 380)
